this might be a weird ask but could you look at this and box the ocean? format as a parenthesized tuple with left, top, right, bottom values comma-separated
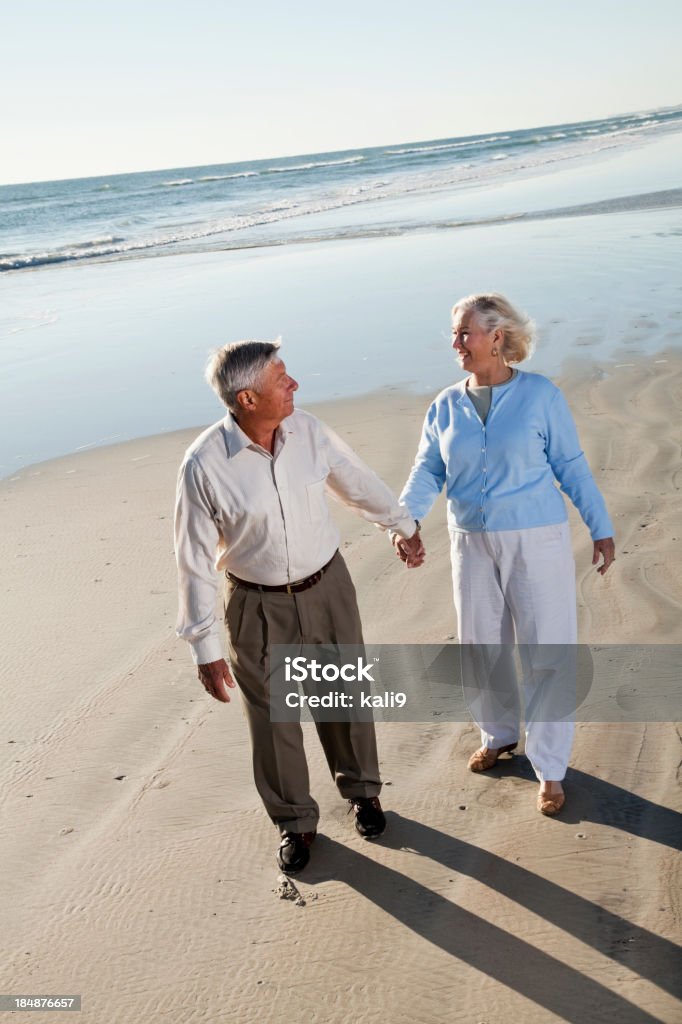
(2, 106, 681, 272)
(1, 105, 681, 477)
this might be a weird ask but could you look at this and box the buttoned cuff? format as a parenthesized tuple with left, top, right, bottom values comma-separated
(189, 631, 225, 666)
(392, 510, 419, 541)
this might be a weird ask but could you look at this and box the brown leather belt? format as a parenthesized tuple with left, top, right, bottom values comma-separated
(227, 552, 337, 595)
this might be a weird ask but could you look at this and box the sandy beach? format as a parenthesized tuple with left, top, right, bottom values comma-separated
(1, 342, 680, 1022)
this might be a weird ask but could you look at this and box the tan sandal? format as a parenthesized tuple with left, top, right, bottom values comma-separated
(537, 786, 565, 816)
(467, 742, 517, 773)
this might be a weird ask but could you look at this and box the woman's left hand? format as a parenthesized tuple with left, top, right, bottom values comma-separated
(593, 537, 615, 575)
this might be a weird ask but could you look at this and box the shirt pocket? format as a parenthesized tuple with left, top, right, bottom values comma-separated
(306, 477, 328, 524)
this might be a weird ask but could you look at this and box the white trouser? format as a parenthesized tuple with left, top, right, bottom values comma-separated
(450, 523, 577, 782)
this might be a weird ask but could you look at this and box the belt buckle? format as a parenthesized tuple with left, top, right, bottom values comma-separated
(286, 583, 293, 595)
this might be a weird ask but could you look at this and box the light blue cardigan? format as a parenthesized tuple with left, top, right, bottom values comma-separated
(400, 370, 613, 540)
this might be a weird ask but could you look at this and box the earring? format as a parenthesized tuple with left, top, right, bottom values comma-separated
(491, 348, 498, 356)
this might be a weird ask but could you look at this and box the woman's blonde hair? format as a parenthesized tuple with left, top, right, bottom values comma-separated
(452, 293, 535, 364)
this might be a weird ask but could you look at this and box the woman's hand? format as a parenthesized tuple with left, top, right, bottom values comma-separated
(593, 537, 615, 576)
(393, 530, 426, 568)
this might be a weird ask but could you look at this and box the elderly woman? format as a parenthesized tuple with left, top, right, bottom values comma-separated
(396, 293, 615, 815)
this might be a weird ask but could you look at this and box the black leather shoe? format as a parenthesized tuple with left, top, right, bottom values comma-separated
(349, 796, 386, 839)
(276, 831, 316, 875)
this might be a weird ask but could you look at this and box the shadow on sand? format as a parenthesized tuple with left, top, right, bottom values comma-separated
(299, 801, 680, 1023)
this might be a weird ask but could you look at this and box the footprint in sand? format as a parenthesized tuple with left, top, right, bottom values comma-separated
(274, 875, 307, 907)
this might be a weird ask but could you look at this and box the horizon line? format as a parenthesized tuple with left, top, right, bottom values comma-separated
(2, 100, 680, 190)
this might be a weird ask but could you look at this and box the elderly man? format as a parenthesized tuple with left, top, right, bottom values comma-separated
(174, 339, 423, 874)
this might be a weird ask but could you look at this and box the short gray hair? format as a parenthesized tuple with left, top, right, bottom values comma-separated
(205, 339, 281, 413)
(452, 293, 535, 364)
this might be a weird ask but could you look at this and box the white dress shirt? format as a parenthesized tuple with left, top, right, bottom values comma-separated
(174, 408, 416, 664)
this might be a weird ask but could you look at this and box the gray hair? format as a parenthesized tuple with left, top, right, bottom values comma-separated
(452, 293, 535, 364)
(205, 339, 281, 413)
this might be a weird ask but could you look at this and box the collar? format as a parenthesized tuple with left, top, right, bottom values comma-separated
(451, 369, 521, 406)
(221, 412, 293, 458)
(221, 413, 255, 458)
(466, 368, 518, 391)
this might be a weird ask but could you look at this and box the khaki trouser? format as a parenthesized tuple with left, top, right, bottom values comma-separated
(224, 552, 381, 834)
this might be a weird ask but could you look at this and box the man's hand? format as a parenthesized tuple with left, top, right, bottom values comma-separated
(198, 659, 237, 702)
(393, 530, 426, 569)
(592, 537, 615, 576)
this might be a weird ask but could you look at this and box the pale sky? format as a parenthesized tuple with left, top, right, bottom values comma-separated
(2, 0, 681, 185)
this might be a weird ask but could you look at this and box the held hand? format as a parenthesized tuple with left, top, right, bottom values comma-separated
(393, 530, 426, 569)
(592, 537, 615, 576)
(198, 658, 237, 702)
